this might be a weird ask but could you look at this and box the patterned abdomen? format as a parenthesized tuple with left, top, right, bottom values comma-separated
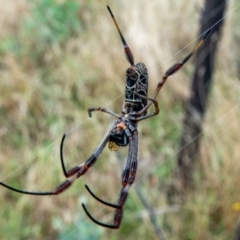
(124, 62, 148, 114)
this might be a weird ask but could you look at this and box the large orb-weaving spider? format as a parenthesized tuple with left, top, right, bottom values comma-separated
(0, 6, 211, 229)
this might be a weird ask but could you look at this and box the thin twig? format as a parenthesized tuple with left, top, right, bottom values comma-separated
(135, 185, 167, 240)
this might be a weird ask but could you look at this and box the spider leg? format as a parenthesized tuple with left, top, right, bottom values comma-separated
(55, 131, 112, 194)
(88, 107, 121, 118)
(85, 185, 121, 208)
(84, 133, 135, 209)
(0, 182, 55, 195)
(82, 131, 138, 229)
(60, 132, 108, 178)
(107, 6, 135, 66)
(131, 28, 212, 122)
(82, 203, 118, 229)
(0, 130, 111, 196)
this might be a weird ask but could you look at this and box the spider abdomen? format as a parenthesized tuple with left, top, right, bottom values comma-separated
(124, 62, 148, 114)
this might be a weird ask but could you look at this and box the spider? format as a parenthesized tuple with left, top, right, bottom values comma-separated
(0, 6, 211, 229)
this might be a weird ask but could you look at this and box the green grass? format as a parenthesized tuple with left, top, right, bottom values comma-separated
(0, 0, 240, 239)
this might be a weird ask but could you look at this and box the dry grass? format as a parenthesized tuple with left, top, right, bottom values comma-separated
(0, 0, 240, 239)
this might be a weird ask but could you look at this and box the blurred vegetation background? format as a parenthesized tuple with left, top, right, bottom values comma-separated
(0, 0, 240, 239)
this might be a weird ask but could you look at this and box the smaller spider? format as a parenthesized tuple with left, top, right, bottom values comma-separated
(0, 6, 211, 229)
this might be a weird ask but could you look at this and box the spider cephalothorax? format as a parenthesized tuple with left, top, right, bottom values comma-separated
(108, 118, 137, 151)
(0, 5, 211, 229)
